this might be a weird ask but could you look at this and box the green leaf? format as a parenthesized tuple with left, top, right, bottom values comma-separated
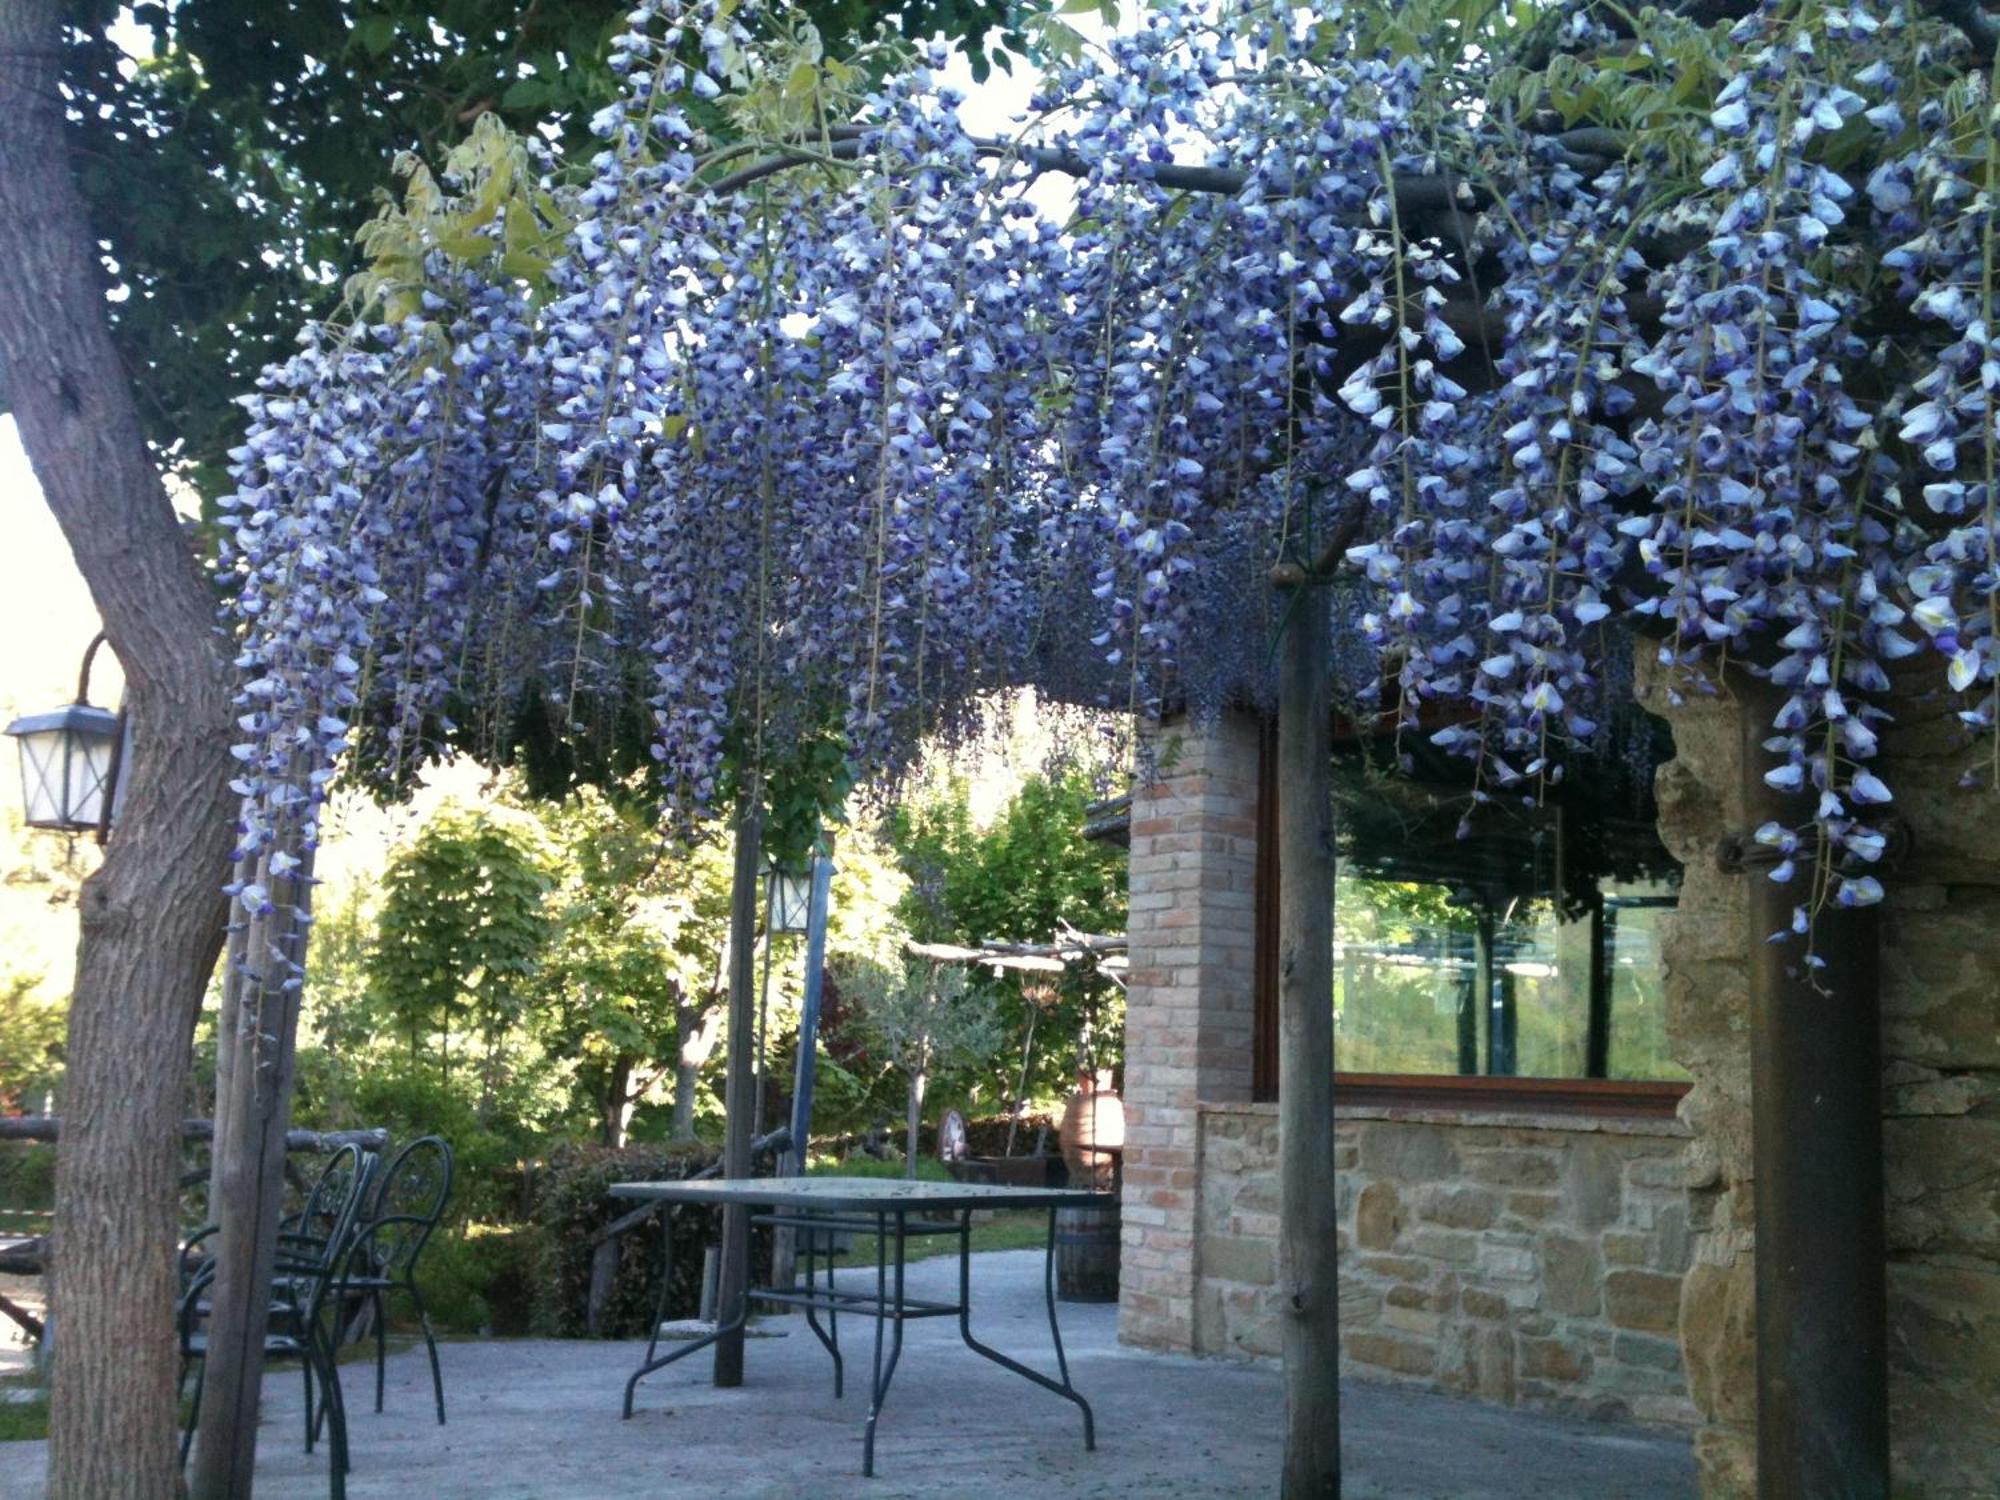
(352, 14, 397, 56)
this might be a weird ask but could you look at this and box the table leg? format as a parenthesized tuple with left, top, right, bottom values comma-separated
(801, 1221, 843, 1398)
(623, 1212, 749, 1420)
(861, 1209, 908, 1477)
(956, 1204, 1095, 1450)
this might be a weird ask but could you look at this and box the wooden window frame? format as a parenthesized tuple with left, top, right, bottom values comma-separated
(1249, 719, 1689, 1118)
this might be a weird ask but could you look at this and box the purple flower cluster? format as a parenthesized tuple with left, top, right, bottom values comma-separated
(216, 0, 2000, 940)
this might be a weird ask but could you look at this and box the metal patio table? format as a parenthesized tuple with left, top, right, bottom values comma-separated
(609, 1177, 1104, 1476)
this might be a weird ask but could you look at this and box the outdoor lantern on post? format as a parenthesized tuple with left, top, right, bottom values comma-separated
(4, 632, 126, 842)
(768, 862, 815, 934)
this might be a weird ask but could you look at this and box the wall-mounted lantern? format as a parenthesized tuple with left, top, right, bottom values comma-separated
(4, 632, 126, 842)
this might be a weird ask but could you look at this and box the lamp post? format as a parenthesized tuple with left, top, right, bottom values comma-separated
(4, 631, 126, 843)
(754, 861, 819, 1135)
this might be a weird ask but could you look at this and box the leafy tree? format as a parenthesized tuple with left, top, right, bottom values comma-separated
(841, 958, 1002, 1175)
(533, 789, 741, 1145)
(367, 808, 555, 1111)
(0, 973, 65, 1113)
(895, 770, 1127, 1103)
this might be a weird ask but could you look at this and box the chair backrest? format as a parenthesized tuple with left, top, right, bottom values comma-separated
(177, 1144, 379, 1346)
(291, 1142, 372, 1251)
(358, 1135, 454, 1277)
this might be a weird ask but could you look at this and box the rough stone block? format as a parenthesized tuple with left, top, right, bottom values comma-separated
(1476, 1236, 1539, 1282)
(1474, 1149, 1562, 1188)
(1422, 1184, 1500, 1231)
(1358, 1122, 1458, 1180)
(1604, 1269, 1682, 1334)
(1519, 1337, 1590, 1383)
(1460, 1288, 1509, 1321)
(1200, 1233, 1274, 1287)
(1565, 1138, 1625, 1231)
(1354, 1180, 1403, 1250)
(1613, 1331, 1685, 1373)
(1345, 1329, 1437, 1378)
(1602, 1231, 1649, 1267)
(1383, 1302, 1444, 1338)
(1409, 1228, 1481, 1267)
(1538, 1233, 1603, 1317)
(1505, 1192, 1564, 1223)
(1353, 1254, 1431, 1282)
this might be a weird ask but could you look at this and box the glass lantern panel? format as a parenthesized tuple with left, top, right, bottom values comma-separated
(17, 729, 68, 828)
(65, 727, 113, 828)
(769, 869, 813, 933)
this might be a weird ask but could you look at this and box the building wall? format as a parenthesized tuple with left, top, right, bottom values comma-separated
(1641, 659, 2000, 1499)
(1119, 708, 1697, 1427)
(1118, 711, 1263, 1352)
(1198, 1102, 1696, 1427)
(1122, 685, 2000, 1497)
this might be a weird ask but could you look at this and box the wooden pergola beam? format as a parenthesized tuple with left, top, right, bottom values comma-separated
(0, 1116, 387, 1153)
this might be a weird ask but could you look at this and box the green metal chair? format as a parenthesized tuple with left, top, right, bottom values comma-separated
(335, 1134, 454, 1427)
(177, 1143, 377, 1498)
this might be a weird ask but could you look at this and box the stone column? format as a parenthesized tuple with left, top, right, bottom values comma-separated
(1119, 709, 1263, 1351)
(1639, 660, 1758, 1496)
(1643, 656, 2000, 1497)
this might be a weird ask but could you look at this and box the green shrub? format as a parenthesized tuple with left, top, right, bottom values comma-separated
(404, 1221, 543, 1335)
(528, 1141, 757, 1339)
(0, 1142, 56, 1230)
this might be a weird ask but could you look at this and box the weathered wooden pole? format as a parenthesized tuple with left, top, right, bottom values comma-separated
(190, 838, 316, 1499)
(713, 801, 763, 1387)
(1737, 681, 1887, 1499)
(1274, 568, 1342, 1498)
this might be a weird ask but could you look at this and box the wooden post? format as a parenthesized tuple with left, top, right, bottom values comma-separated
(1276, 574, 1342, 1498)
(190, 838, 316, 1499)
(1738, 681, 1888, 1498)
(713, 802, 762, 1387)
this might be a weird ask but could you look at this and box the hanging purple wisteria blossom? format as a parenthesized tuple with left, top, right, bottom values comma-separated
(216, 0, 2000, 944)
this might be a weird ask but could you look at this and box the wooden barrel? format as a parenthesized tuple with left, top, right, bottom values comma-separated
(1054, 1200, 1120, 1303)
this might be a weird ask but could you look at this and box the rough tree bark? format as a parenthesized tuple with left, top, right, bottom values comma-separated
(673, 989, 726, 1142)
(1276, 576, 1343, 1498)
(0, 3, 240, 1495)
(904, 1039, 929, 1179)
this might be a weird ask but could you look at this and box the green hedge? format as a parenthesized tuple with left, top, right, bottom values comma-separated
(529, 1141, 775, 1339)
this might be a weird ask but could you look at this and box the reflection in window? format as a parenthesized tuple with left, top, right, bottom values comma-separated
(1329, 707, 1686, 1083)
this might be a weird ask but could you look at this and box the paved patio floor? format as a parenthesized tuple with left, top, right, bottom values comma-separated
(0, 1248, 1693, 1498)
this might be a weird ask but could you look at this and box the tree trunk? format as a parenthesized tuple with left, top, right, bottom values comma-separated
(713, 802, 762, 1387)
(1276, 577, 1342, 1498)
(0, 4, 240, 1495)
(905, 1050, 928, 1179)
(673, 997, 725, 1142)
(603, 1055, 634, 1148)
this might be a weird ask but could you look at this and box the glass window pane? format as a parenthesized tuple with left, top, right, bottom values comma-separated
(1326, 696, 1687, 1083)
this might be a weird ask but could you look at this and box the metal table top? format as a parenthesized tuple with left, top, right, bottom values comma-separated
(607, 1176, 1109, 1214)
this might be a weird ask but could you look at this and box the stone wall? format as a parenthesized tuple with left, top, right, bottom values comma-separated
(1641, 660, 2000, 1497)
(1121, 690, 2000, 1495)
(1195, 1102, 1697, 1427)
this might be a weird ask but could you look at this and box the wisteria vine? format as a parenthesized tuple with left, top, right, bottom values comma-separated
(217, 0, 2000, 951)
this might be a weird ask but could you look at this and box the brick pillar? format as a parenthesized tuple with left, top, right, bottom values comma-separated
(1119, 709, 1262, 1351)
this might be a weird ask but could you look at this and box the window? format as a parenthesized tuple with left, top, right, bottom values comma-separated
(1252, 703, 1689, 1111)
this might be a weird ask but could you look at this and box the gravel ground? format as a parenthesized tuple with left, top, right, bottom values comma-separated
(0, 1248, 1694, 1498)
